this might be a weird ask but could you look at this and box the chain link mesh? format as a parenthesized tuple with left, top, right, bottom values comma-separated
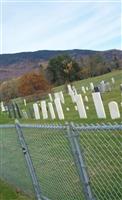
(74, 124, 122, 200)
(0, 123, 122, 200)
(0, 126, 34, 197)
(22, 126, 84, 200)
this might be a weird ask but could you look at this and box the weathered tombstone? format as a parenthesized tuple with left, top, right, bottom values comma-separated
(15, 103, 22, 118)
(67, 84, 72, 94)
(41, 101, 48, 119)
(33, 103, 40, 120)
(81, 86, 86, 94)
(22, 110, 28, 119)
(86, 87, 89, 91)
(48, 102, 56, 119)
(108, 101, 120, 119)
(94, 86, 99, 92)
(75, 94, 87, 118)
(12, 103, 17, 118)
(24, 99, 27, 106)
(86, 106, 89, 110)
(120, 84, 122, 92)
(99, 80, 106, 93)
(105, 82, 111, 92)
(74, 105, 78, 111)
(59, 91, 65, 104)
(1, 101, 6, 112)
(111, 77, 115, 84)
(48, 93, 53, 102)
(69, 90, 76, 103)
(92, 92, 106, 118)
(84, 96, 88, 102)
(66, 107, 70, 111)
(90, 82, 94, 91)
(54, 98, 64, 120)
(72, 86, 77, 95)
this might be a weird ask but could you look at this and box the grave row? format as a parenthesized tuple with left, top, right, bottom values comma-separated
(0, 78, 121, 120)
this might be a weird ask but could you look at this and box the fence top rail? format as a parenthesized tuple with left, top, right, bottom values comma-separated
(0, 124, 15, 128)
(0, 122, 122, 130)
(19, 122, 122, 130)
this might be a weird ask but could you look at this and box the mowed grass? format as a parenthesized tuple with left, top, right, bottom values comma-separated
(0, 179, 32, 200)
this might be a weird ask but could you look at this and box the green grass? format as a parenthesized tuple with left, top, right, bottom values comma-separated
(0, 180, 32, 200)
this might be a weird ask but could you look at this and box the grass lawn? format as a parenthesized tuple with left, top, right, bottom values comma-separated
(0, 180, 32, 200)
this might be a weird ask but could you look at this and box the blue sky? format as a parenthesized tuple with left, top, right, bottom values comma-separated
(1, 0, 121, 53)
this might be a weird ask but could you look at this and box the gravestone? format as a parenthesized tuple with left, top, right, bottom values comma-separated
(75, 94, 87, 118)
(74, 105, 78, 111)
(67, 84, 72, 94)
(92, 92, 106, 118)
(72, 86, 77, 95)
(111, 77, 115, 84)
(1, 101, 6, 112)
(15, 103, 22, 118)
(33, 103, 40, 120)
(69, 90, 76, 103)
(90, 82, 94, 91)
(66, 107, 70, 111)
(22, 110, 28, 119)
(59, 91, 65, 104)
(105, 82, 111, 92)
(54, 98, 64, 120)
(81, 86, 86, 94)
(48, 102, 56, 119)
(41, 101, 48, 119)
(108, 101, 120, 119)
(48, 93, 53, 102)
(54, 92, 60, 99)
(94, 86, 99, 92)
(84, 96, 88, 102)
(24, 99, 27, 106)
(86, 87, 89, 91)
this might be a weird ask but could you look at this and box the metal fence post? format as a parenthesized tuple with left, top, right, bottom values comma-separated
(66, 122, 95, 200)
(15, 119, 42, 200)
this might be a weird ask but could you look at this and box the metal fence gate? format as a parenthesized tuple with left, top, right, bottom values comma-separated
(0, 122, 122, 200)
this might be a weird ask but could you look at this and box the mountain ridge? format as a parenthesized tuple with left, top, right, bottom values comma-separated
(0, 49, 122, 82)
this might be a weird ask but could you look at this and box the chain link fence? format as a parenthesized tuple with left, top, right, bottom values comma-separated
(0, 122, 122, 200)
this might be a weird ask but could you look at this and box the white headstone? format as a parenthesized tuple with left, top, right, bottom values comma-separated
(111, 77, 115, 84)
(74, 105, 78, 111)
(81, 86, 86, 94)
(66, 107, 70, 111)
(1, 101, 6, 112)
(54, 92, 60, 99)
(108, 101, 120, 119)
(69, 90, 76, 103)
(59, 91, 65, 104)
(54, 98, 64, 120)
(33, 103, 40, 120)
(48, 93, 53, 102)
(72, 86, 77, 95)
(75, 94, 87, 118)
(92, 92, 106, 118)
(86, 87, 89, 91)
(86, 106, 89, 110)
(90, 82, 94, 91)
(24, 99, 26, 106)
(41, 100, 48, 119)
(67, 84, 72, 94)
(48, 102, 56, 119)
(84, 96, 88, 102)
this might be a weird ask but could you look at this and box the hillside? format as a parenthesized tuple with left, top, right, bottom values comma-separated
(0, 49, 122, 82)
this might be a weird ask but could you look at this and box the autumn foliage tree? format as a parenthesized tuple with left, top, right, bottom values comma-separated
(18, 72, 50, 96)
